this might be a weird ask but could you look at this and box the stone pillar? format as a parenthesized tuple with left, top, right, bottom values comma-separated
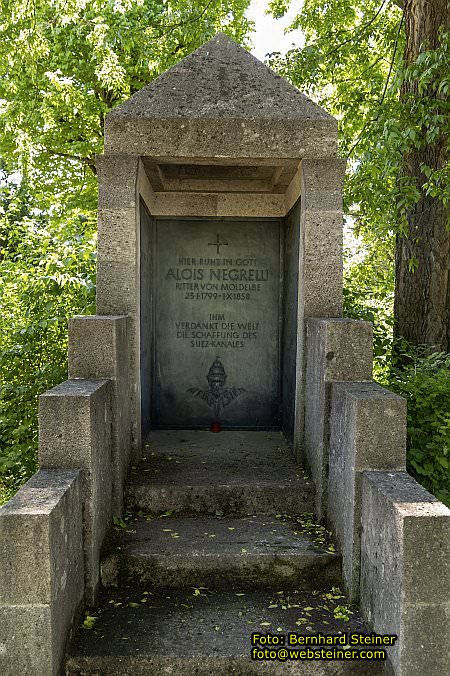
(328, 382, 406, 601)
(361, 471, 450, 676)
(304, 318, 373, 519)
(0, 470, 84, 676)
(68, 315, 131, 515)
(38, 379, 112, 602)
(96, 153, 141, 457)
(294, 157, 346, 457)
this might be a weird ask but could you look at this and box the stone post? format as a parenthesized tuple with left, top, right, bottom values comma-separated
(0, 470, 84, 676)
(361, 471, 450, 676)
(39, 379, 112, 602)
(328, 382, 406, 601)
(68, 314, 131, 515)
(96, 153, 141, 458)
(294, 157, 346, 457)
(305, 318, 373, 519)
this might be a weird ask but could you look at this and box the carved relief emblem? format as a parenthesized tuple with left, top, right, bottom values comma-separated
(187, 356, 246, 419)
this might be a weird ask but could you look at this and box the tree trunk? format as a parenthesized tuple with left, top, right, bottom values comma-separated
(394, 0, 449, 352)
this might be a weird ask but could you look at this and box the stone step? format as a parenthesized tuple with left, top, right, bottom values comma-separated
(66, 586, 384, 675)
(101, 515, 340, 590)
(125, 430, 314, 515)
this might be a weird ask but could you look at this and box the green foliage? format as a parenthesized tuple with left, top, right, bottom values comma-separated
(343, 283, 394, 384)
(267, 0, 449, 503)
(0, 1, 253, 502)
(0, 178, 97, 493)
(0, 0, 252, 198)
(390, 352, 450, 506)
(343, 221, 395, 382)
(267, 2, 449, 239)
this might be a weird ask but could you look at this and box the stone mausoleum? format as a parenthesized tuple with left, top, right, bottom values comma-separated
(0, 34, 448, 676)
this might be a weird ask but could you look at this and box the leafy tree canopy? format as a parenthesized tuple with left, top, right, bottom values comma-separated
(0, 0, 251, 213)
(0, 0, 252, 495)
(268, 0, 449, 272)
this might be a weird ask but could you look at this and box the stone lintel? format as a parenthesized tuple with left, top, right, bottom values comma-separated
(104, 117, 337, 159)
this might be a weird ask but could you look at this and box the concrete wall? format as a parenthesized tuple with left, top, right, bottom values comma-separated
(0, 470, 84, 676)
(96, 153, 141, 456)
(281, 200, 301, 444)
(0, 317, 133, 672)
(294, 158, 346, 457)
(140, 201, 154, 439)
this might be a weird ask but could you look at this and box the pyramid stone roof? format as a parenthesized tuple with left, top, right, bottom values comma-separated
(104, 33, 337, 158)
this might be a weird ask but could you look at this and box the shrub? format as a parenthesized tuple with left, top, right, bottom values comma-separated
(0, 210, 96, 501)
(390, 351, 450, 506)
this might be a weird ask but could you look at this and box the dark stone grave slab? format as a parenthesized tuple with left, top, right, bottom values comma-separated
(152, 219, 280, 428)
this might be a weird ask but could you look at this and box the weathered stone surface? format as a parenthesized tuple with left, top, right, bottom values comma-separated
(300, 158, 346, 210)
(360, 471, 450, 676)
(95, 255, 140, 456)
(67, 655, 383, 675)
(110, 34, 332, 122)
(328, 382, 406, 601)
(281, 201, 301, 445)
(152, 219, 281, 429)
(66, 586, 383, 676)
(94, 155, 141, 455)
(0, 470, 83, 676)
(68, 317, 128, 381)
(105, 34, 337, 159)
(290, 158, 346, 456)
(97, 209, 137, 263)
(305, 319, 373, 519)
(68, 315, 131, 514)
(97, 153, 138, 210)
(125, 431, 314, 516)
(101, 514, 340, 590)
(38, 379, 113, 601)
(96, 260, 137, 315)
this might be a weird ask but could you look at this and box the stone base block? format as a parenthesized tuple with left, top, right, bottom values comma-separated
(39, 379, 112, 601)
(328, 382, 406, 601)
(360, 471, 450, 676)
(305, 318, 373, 519)
(0, 470, 84, 675)
(69, 315, 131, 514)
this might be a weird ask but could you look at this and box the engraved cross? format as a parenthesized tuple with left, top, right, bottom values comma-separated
(208, 234, 228, 255)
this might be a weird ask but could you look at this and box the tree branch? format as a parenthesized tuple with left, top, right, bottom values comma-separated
(346, 14, 404, 159)
(326, 0, 389, 58)
(143, 0, 217, 32)
(42, 149, 97, 175)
